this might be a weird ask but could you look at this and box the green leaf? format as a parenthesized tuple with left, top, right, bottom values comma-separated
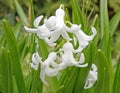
(71, 0, 85, 29)
(38, 38, 49, 61)
(110, 11, 120, 36)
(100, 0, 109, 39)
(56, 86, 64, 93)
(62, 67, 79, 93)
(99, 0, 112, 66)
(3, 20, 27, 93)
(0, 47, 12, 93)
(95, 49, 112, 93)
(29, 68, 43, 93)
(113, 57, 120, 93)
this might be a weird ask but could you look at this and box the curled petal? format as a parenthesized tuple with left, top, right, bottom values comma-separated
(40, 71, 48, 85)
(31, 52, 42, 70)
(91, 64, 97, 72)
(78, 27, 97, 41)
(24, 26, 38, 33)
(72, 62, 88, 68)
(84, 82, 94, 89)
(45, 38, 56, 47)
(45, 67, 59, 76)
(30, 63, 38, 70)
(34, 15, 43, 27)
(44, 16, 56, 30)
(61, 31, 72, 41)
(32, 52, 42, 64)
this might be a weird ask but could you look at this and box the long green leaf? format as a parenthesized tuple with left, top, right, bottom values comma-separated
(99, 0, 112, 74)
(3, 20, 27, 93)
(30, 68, 42, 93)
(100, 0, 110, 57)
(95, 49, 111, 93)
(62, 67, 79, 93)
(113, 57, 120, 93)
(110, 11, 120, 36)
(0, 47, 12, 93)
(71, 0, 85, 29)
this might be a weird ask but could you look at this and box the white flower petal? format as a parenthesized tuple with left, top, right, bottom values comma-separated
(30, 63, 38, 70)
(44, 16, 56, 30)
(84, 82, 94, 89)
(45, 67, 59, 76)
(34, 15, 43, 27)
(45, 38, 57, 47)
(61, 31, 72, 41)
(24, 26, 38, 33)
(40, 70, 48, 85)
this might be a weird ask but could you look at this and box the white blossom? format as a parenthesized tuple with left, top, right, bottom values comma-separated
(39, 52, 60, 84)
(67, 23, 97, 52)
(30, 52, 42, 70)
(25, 4, 98, 86)
(58, 42, 88, 70)
(84, 64, 98, 89)
(44, 5, 72, 47)
(24, 15, 51, 39)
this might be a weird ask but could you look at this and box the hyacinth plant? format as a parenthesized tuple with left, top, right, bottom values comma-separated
(0, 0, 120, 93)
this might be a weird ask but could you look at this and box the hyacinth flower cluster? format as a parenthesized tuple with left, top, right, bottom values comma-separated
(24, 5, 97, 89)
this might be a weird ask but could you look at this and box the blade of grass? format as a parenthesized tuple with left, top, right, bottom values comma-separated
(3, 20, 27, 93)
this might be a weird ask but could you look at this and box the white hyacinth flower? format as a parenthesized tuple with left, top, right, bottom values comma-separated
(67, 23, 97, 52)
(58, 42, 88, 70)
(84, 64, 98, 89)
(24, 15, 51, 39)
(30, 52, 42, 70)
(39, 52, 60, 85)
(44, 5, 72, 47)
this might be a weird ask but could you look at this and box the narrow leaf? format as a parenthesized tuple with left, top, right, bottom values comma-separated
(95, 49, 111, 93)
(71, 0, 85, 29)
(0, 47, 11, 93)
(110, 11, 120, 36)
(3, 20, 27, 93)
(113, 57, 120, 93)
